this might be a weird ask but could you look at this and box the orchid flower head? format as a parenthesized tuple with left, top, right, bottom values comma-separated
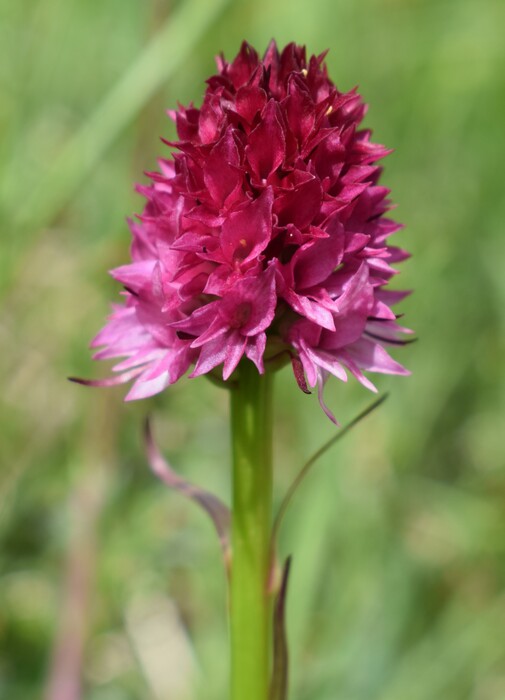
(90, 41, 412, 421)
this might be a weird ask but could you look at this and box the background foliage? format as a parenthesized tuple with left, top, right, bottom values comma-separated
(1, 1, 504, 698)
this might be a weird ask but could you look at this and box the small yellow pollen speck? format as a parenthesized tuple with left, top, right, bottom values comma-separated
(325, 105, 333, 116)
(239, 238, 247, 247)
(301, 68, 308, 77)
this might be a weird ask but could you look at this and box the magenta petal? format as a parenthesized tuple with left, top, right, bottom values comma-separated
(226, 41, 260, 89)
(190, 336, 229, 377)
(244, 333, 267, 373)
(69, 367, 144, 388)
(110, 260, 156, 293)
(91, 306, 147, 353)
(274, 175, 322, 229)
(365, 319, 413, 341)
(171, 301, 221, 339)
(284, 321, 316, 386)
(203, 128, 242, 206)
(345, 232, 370, 255)
(316, 370, 339, 425)
(337, 350, 378, 392)
(305, 347, 348, 382)
(189, 315, 228, 348)
(220, 265, 277, 336)
(328, 313, 368, 349)
(386, 246, 410, 263)
(246, 99, 286, 179)
(221, 187, 273, 265)
(223, 334, 247, 380)
(283, 288, 335, 331)
(125, 370, 171, 400)
(346, 338, 410, 375)
(367, 257, 399, 276)
(235, 84, 268, 123)
(112, 348, 164, 372)
(376, 288, 412, 305)
(292, 229, 344, 289)
(283, 75, 316, 146)
(369, 298, 397, 321)
(334, 263, 372, 315)
(299, 350, 318, 389)
(138, 355, 170, 383)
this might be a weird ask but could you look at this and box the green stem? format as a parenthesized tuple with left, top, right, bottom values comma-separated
(230, 361, 274, 700)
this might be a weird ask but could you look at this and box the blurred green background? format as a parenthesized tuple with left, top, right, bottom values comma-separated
(1, 0, 505, 698)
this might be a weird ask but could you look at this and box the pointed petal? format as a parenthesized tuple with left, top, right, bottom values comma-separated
(292, 229, 344, 289)
(305, 347, 348, 382)
(346, 338, 411, 375)
(125, 370, 171, 400)
(110, 261, 156, 293)
(244, 332, 267, 373)
(316, 369, 339, 424)
(235, 84, 268, 123)
(336, 350, 378, 392)
(203, 128, 242, 206)
(223, 334, 247, 380)
(221, 188, 273, 265)
(283, 288, 335, 331)
(274, 175, 322, 230)
(68, 367, 144, 388)
(220, 265, 277, 336)
(246, 99, 286, 179)
(190, 336, 229, 377)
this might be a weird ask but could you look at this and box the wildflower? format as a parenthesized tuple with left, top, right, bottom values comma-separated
(90, 41, 411, 419)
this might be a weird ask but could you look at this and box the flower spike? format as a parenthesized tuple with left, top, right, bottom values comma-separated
(87, 41, 411, 422)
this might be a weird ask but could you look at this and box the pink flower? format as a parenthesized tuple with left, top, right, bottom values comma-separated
(89, 41, 412, 420)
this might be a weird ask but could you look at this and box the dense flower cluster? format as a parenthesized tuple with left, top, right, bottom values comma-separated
(91, 41, 411, 420)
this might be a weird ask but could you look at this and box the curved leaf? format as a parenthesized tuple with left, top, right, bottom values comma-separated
(270, 556, 292, 700)
(144, 417, 231, 572)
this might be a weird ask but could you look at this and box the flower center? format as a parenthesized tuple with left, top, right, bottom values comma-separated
(230, 301, 252, 329)
(233, 238, 251, 264)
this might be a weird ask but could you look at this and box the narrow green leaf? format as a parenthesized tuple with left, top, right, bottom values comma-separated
(270, 556, 292, 700)
(272, 394, 389, 547)
(144, 417, 231, 572)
